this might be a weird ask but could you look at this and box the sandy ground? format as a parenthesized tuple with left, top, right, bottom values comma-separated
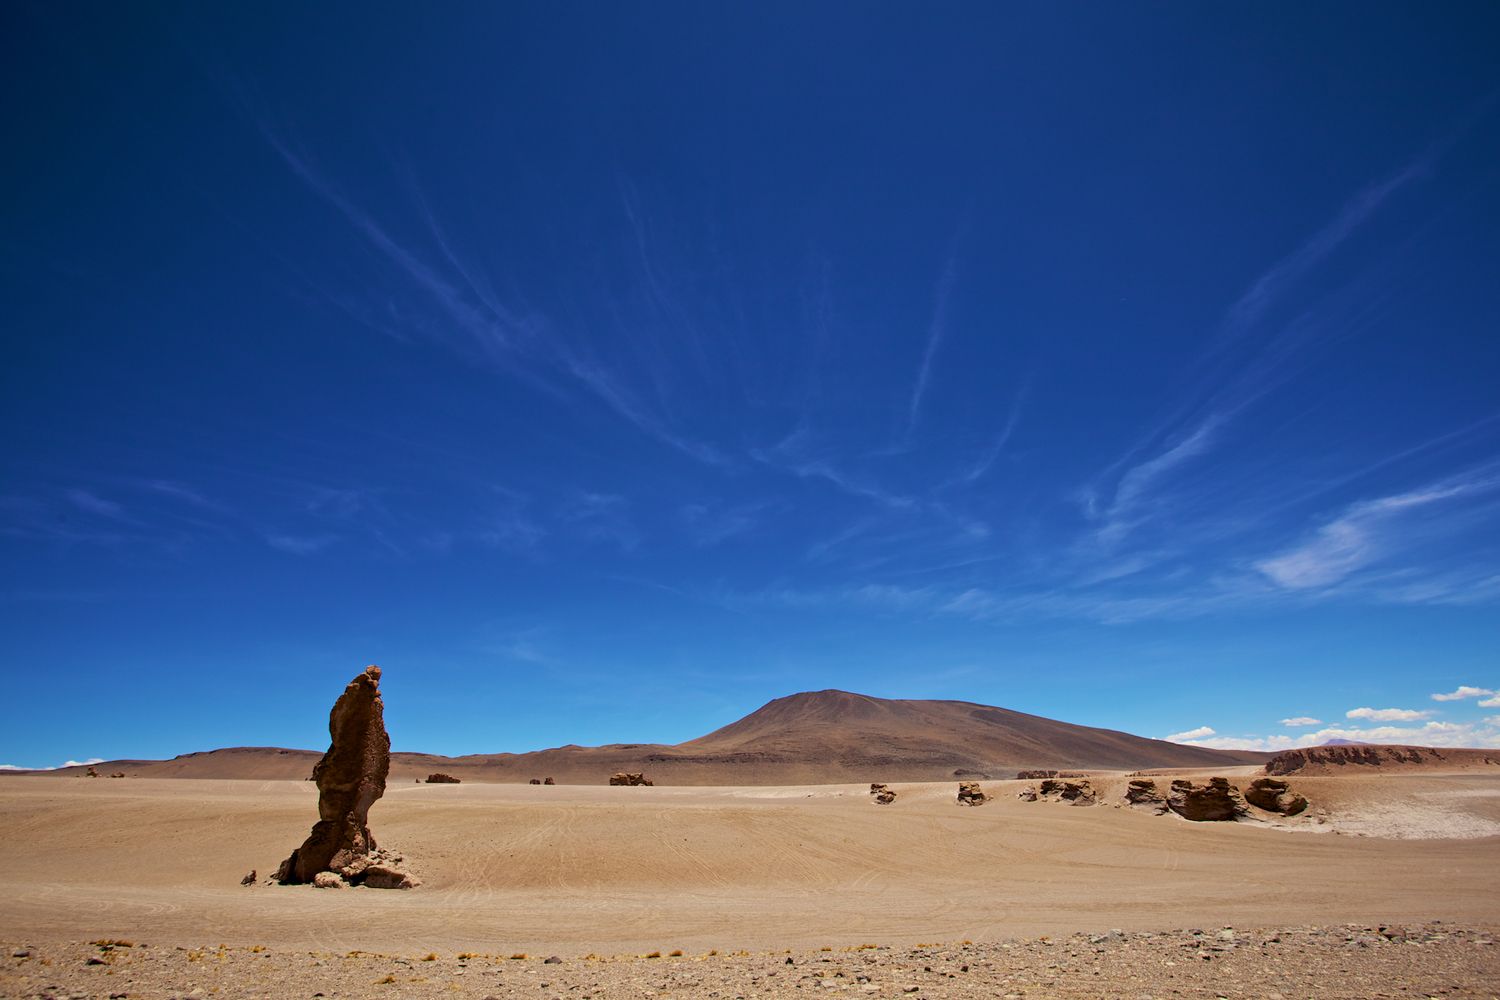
(2, 771, 1498, 964)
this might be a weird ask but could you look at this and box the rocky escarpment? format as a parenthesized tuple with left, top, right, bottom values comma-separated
(275, 666, 415, 888)
(1265, 744, 1476, 775)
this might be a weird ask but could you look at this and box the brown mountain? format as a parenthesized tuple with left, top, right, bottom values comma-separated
(8, 689, 1266, 784)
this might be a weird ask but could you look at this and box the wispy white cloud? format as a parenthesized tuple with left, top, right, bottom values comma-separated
(1431, 685, 1495, 702)
(1280, 716, 1322, 727)
(559, 491, 639, 552)
(1219, 162, 1428, 346)
(904, 255, 958, 441)
(1165, 725, 1215, 742)
(259, 125, 731, 470)
(264, 533, 337, 555)
(1256, 465, 1500, 591)
(1092, 416, 1222, 547)
(950, 375, 1030, 487)
(1480, 695, 1500, 709)
(1347, 706, 1432, 722)
(65, 489, 126, 519)
(681, 502, 762, 547)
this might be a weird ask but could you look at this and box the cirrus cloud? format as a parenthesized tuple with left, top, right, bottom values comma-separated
(1279, 716, 1322, 727)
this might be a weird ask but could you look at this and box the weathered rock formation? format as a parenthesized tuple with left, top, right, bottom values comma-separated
(1167, 777, 1246, 822)
(85, 766, 98, 778)
(529, 778, 541, 785)
(956, 782, 988, 806)
(240, 869, 257, 886)
(1017, 785, 1038, 801)
(425, 772, 461, 784)
(1039, 778, 1097, 805)
(1016, 769, 1058, 780)
(1124, 778, 1168, 813)
(609, 772, 653, 786)
(275, 666, 391, 885)
(870, 782, 897, 804)
(543, 777, 555, 785)
(1244, 777, 1309, 815)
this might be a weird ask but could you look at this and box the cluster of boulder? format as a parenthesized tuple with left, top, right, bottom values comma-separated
(1012, 774, 1309, 822)
(956, 782, 988, 806)
(528, 777, 556, 785)
(1018, 778, 1097, 805)
(1118, 776, 1308, 821)
(869, 783, 897, 804)
(609, 772, 653, 786)
(271, 666, 420, 890)
(424, 773, 461, 784)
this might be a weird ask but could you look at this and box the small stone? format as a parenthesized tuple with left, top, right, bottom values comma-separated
(544, 955, 562, 964)
(12, 949, 30, 958)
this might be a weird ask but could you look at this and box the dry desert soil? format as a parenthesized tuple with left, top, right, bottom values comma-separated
(2, 768, 1499, 997)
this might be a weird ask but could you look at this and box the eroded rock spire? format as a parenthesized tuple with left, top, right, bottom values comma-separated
(276, 665, 390, 884)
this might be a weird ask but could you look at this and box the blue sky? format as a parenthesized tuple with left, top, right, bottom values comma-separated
(4, 4, 1500, 769)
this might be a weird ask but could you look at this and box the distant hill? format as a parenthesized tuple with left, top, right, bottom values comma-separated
(6, 688, 1267, 784)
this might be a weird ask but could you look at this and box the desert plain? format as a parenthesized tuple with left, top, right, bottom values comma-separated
(3, 763, 1500, 998)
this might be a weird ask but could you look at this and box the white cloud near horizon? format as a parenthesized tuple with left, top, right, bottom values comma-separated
(1165, 725, 1216, 742)
(0, 757, 105, 771)
(1432, 685, 1495, 702)
(1181, 719, 1500, 752)
(1480, 695, 1500, 708)
(1280, 716, 1322, 727)
(1347, 706, 1432, 722)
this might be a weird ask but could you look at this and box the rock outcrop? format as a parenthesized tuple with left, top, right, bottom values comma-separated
(543, 777, 555, 785)
(1017, 785, 1039, 801)
(275, 666, 392, 885)
(85, 766, 98, 778)
(425, 772, 461, 784)
(1167, 777, 1246, 822)
(1244, 777, 1309, 815)
(869, 782, 897, 804)
(1016, 770, 1058, 780)
(1039, 778, 1096, 805)
(528, 778, 542, 785)
(956, 782, 988, 806)
(609, 772, 653, 786)
(1124, 778, 1168, 813)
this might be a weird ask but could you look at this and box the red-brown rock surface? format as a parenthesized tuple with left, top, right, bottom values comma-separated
(276, 666, 391, 884)
(1244, 776, 1309, 815)
(1167, 777, 1246, 821)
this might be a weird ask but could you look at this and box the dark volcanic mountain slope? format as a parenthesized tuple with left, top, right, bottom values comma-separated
(677, 690, 1265, 773)
(9, 689, 1265, 784)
